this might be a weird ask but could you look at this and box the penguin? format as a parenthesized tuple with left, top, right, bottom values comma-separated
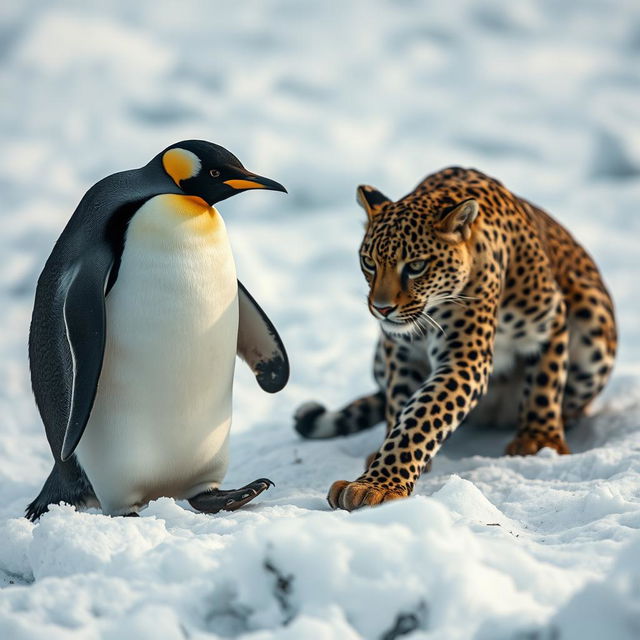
(25, 140, 289, 520)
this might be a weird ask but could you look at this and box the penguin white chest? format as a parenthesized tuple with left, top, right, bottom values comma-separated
(76, 195, 239, 514)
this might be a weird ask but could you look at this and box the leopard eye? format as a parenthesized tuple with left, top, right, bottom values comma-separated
(360, 255, 376, 273)
(405, 259, 428, 278)
(209, 169, 220, 178)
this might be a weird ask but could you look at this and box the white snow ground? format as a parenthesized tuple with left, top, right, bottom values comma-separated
(1, 0, 640, 638)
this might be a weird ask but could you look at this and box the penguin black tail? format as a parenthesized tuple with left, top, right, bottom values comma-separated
(25, 459, 97, 522)
(294, 391, 385, 439)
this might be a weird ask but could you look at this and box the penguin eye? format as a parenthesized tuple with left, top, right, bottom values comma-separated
(209, 169, 220, 178)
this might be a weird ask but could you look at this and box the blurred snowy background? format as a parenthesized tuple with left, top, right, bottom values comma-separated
(1, 1, 639, 638)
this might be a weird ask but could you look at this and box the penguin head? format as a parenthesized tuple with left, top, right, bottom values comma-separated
(160, 140, 287, 206)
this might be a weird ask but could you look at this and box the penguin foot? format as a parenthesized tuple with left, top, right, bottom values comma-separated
(188, 478, 274, 514)
(25, 461, 97, 522)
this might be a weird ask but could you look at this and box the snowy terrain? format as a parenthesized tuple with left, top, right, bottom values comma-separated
(1, 0, 640, 638)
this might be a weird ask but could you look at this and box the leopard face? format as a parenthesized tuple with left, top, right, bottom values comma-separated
(357, 186, 478, 336)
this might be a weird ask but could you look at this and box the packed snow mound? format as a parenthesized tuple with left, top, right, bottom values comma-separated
(0, 499, 596, 638)
(551, 538, 640, 640)
(1, 0, 640, 638)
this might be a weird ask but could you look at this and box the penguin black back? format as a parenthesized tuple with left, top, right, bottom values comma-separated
(29, 160, 183, 466)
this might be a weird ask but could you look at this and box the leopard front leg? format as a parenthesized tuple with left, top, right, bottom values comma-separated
(506, 299, 571, 455)
(329, 347, 492, 511)
(363, 337, 430, 469)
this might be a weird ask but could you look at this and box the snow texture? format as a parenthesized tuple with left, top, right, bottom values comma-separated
(1, 1, 640, 638)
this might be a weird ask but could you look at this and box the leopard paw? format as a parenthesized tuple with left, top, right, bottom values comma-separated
(327, 480, 408, 511)
(506, 430, 570, 456)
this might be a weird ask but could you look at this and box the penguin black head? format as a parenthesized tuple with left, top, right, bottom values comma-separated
(160, 140, 287, 206)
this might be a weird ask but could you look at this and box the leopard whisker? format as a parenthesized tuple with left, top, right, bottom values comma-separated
(424, 312, 446, 336)
(406, 316, 422, 338)
(428, 294, 471, 309)
(415, 310, 445, 336)
(414, 317, 430, 338)
(445, 298, 469, 309)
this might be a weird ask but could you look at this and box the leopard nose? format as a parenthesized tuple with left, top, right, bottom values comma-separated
(373, 303, 397, 317)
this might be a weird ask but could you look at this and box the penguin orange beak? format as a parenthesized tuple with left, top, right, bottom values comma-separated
(224, 171, 287, 193)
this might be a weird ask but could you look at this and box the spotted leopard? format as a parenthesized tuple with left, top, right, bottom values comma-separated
(294, 167, 617, 511)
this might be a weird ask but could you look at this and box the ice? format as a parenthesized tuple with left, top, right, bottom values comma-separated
(1, 0, 639, 638)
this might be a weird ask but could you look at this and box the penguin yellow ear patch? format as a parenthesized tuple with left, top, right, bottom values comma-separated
(162, 148, 201, 186)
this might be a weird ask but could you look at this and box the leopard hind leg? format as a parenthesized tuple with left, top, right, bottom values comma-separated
(563, 297, 616, 424)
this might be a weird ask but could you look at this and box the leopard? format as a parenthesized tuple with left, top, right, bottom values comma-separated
(294, 167, 617, 512)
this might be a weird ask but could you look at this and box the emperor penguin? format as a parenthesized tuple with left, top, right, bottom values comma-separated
(26, 140, 289, 520)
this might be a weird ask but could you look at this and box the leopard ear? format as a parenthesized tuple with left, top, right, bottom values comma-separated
(357, 185, 391, 219)
(434, 198, 479, 242)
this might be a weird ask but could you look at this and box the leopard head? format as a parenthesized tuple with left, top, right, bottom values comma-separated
(357, 184, 479, 336)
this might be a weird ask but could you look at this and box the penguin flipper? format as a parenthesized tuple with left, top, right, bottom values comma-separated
(59, 249, 113, 461)
(237, 281, 289, 393)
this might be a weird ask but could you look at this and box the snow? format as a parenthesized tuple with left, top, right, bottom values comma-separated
(1, 0, 640, 638)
